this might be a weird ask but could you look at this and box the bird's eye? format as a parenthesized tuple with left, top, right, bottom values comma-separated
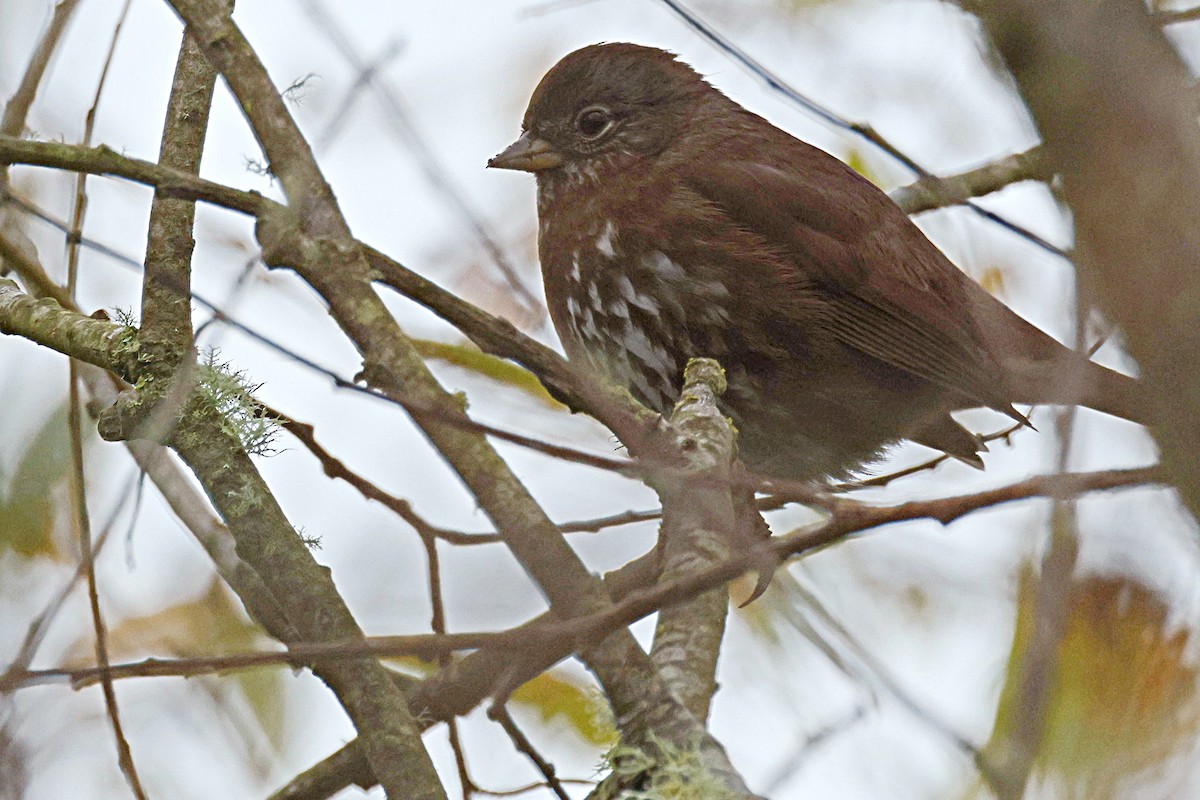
(575, 106, 613, 139)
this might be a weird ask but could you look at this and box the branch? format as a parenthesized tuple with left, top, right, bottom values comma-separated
(1152, 6, 1200, 25)
(0, 135, 270, 215)
(649, 359, 737, 721)
(159, 3, 752, 796)
(889, 145, 1050, 214)
(653, 0, 1068, 258)
(0, 278, 137, 371)
(970, 0, 1200, 515)
(0, 1, 83, 137)
(266, 464, 1156, 799)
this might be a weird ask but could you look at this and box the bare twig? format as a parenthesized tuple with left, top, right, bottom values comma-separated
(487, 704, 572, 800)
(971, 0, 1200, 511)
(447, 719, 477, 800)
(762, 705, 867, 793)
(475, 779, 595, 797)
(314, 37, 404, 149)
(0, 0, 83, 137)
(889, 146, 1050, 215)
(0, 231, 74, 307)
(653, 0, 1069, 258)
(298, 0, 543, 320)
(63, 3, 148, 795)
(66, 376, 148, 800)
(1152, 6, 1200, 25)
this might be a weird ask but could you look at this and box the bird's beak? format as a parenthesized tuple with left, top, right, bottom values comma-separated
(488, 131, 564, 172)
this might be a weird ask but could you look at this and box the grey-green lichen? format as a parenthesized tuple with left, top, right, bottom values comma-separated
(224, 480, 269, 518)
(601, 736, 740, 800)
(197, 350, 279, 456)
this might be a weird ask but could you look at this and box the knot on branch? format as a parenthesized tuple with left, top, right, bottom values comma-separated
(666, 357, 736, 473)
(680, 357, 727, 398)
(96, 390, 148, 443)
(254, 206, 314, 270)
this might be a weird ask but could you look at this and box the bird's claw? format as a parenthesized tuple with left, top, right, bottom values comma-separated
(739, 547, 783, 607)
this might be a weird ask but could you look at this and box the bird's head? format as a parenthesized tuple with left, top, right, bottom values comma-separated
(488, 43, 713, 178)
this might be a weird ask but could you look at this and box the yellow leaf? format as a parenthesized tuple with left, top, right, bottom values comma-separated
(843, 148, 880, 186)
(982, 569, 1199, 799)
(413, 339, 560, 407)
(511, 668, 615, 746)
(978, 266, 1007, 298)
(65, 578, 287, 750)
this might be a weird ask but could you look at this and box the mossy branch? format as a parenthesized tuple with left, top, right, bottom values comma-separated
(0, 278, 136, 373)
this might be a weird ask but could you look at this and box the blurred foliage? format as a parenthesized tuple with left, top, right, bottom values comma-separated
(978, 265, 1007, 298)
(511, 667, 615, 746)
(842, 148, 880, 186)
(64, 578, 287, 751)
(414, 338, 560, 406)
(380, 656, 614, 745)
(774, 0, 842, 13)
(0, 402, 71, 560)
(0, 722, 28, 800)
(978, 569, 1200, 799)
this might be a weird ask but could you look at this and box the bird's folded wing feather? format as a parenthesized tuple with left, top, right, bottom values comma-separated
(685, 159, 1024, 420)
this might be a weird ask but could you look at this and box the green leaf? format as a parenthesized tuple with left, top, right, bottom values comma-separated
(0, 402, 71, 559)
(843, 148, 882, 187)
(413, 338, 560, 407)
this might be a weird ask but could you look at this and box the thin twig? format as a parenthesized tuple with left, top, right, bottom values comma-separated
(829, 417, 1028, 491)
(271, 401, 668, 544)
(64, 3, 148, 795)
(0, 231, 74, 307)
(780, 574, 1002, 792)
(0, 0, 84, 137)
(0, 466, 1158, 696)
(298, 0, 544, 320)
(475, 779, 594, 797)
(889, 146, 1049, 215)
(447, 719, 478, 800)
(67, 369, 149, 800)
(761, 705, 867, 793)
(314, 38, 404, 150)
(1153, 6, 1200, 25)
(487, 705, 572, 800)
(654, 0, 1070, 258)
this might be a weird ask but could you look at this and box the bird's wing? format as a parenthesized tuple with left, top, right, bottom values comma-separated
(685, 159, 1024, 419)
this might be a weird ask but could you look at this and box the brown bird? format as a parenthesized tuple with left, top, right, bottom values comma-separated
(489, 43, 1142, 479)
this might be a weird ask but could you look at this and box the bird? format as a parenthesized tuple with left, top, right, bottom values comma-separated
(488, 42, 1142, 480)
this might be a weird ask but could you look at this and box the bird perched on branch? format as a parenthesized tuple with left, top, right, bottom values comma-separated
(489, 43, 1142, 480)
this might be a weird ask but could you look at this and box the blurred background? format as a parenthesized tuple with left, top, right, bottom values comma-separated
(1, 0, 1197, 798)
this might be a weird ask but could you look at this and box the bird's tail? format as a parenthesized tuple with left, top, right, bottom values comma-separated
(1005, 354, 1144, 424)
